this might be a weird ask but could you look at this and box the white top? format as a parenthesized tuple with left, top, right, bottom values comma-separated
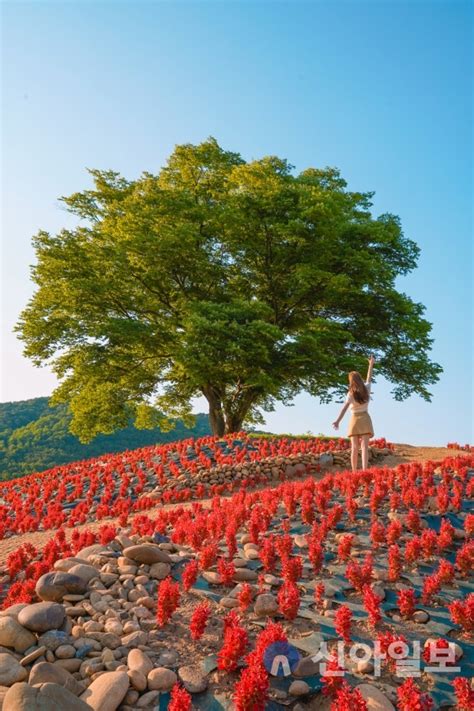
(345, 380, 371, 413)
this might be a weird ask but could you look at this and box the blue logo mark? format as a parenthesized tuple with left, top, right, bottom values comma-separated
(263, 640, 301, 677)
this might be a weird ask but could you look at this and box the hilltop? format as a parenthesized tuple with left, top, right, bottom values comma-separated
(0, 397, 211, 480)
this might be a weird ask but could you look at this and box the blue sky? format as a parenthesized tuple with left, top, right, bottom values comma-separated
(1, 1, 472, 445)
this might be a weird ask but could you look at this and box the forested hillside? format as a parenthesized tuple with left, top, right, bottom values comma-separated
(0, 398, 211, 479)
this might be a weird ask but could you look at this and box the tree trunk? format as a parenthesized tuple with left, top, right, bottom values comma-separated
(201, 384, 226, 436)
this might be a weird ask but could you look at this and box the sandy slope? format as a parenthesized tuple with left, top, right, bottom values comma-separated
(0, 444, 465, 562)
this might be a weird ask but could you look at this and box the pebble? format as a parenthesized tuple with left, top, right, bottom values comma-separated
(123, 544, 171, 565)
(289, 680, 310, 696)
(412, 610, 430, 623)
(254, 593, 279, 617)
(20, 646, 47, 666)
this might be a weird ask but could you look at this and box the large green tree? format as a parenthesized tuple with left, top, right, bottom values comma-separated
(17, 138, 442, 440)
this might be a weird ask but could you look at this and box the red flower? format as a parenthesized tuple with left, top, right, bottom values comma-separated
(321, 656, 345, 697)
(335, 605, 352, 645)
(388, 544, 402, 581)
(156, 577, 180, 626)
(168, 683, 192, 711)
(233, 662, 269, 711)
(182, 559, 199, 591)
(337, 534, 354, 562)
(397, 678, 433, 710)
(331, 682, 368, 710)
(397, 588, 416, 618)
(277, 581, 300, 620)
(362, 585, 382, 628)
(190, 602, 211, 640)
(449, 593, 474, 634)
(217, 616, 249, 672)
(453, 677, 474, 711)
(238, 583, 253, 611)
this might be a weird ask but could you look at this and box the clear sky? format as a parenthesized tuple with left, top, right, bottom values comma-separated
(1, 1, 472, 445)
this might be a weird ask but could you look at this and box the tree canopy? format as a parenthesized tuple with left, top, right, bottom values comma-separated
(17, 137, 442, 439)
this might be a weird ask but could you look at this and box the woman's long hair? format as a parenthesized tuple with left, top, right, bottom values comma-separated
(348, 371, 369, 404)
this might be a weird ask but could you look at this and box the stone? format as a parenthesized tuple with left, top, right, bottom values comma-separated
(147, 667, 177, 691)
(0, 605, 28, 620)
(20, 646, 47, 666)
(67, 564, 99, 584)
(4, 682, 91, 710)
(220, 597, 240, 608)
(76, 544, 110, 560)
(35, 572, 87, 602)
(289, 680, 310, 696)
(121, 631, 147, 647)
(357, 659, 374, 674)
(18, 603, 65, 633)
(37, 630, 70, 652)
(254, 594, 278, 617)
(122, 545, 171, 565)
(233, 568, 258, 582)
(202, 571, 222, 585)
(54, 659, 82, 673)
(29, 661, 84, 695)
(293, 656, 321, 677)
(127, 649, 153, 676)
(178, 664, 208, 693)
(136, 690, 160, 707)
(412, 610, 429, 623)
(128, 669, 147, 692)
(149, 562, 171, 580)
(0, 654, 27, 686)
(357, 683, 396, 710)
(0, 617, 36, 653)
(80, 670, 129, 710)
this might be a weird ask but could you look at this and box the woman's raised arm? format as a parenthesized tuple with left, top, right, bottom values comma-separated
(366, 354, 375, 382)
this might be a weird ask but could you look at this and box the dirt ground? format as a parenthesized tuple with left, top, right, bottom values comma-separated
(0, 444, 467, 562)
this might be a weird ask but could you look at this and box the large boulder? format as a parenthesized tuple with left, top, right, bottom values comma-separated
(4, 682, 92, 710)
(35, 572, 87, 602)
(79, 671, 129, 711)
(0, 655, 27, 686)
(67, 564, 99, 584)
(0, 617, 36, 652)
(18, 603, 65, 633)
(122, 545, 171, 565)
(29, 661, 84, 696)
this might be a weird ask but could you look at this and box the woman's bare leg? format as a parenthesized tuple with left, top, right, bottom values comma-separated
(351, 436, 360, 472)
(361, 434, 370, 470)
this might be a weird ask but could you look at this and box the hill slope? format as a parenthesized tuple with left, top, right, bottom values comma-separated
(0, 397, 211, 479)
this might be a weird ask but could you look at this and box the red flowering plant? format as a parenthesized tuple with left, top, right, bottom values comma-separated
(168, 683, 192, 711)
(362, 585, 382, 629)
(281, 555, 303, 583)
(233, 663, 269, 711)
(437, 517, 455, 550)
(388, 544, 402, 581)
(453, 677, 474, 711)
(217, 613, 249, 672)
(376, 631, 408, 673)
(397, 678, 434, 711)
(406, 508, 422, 535)
(386, 519, 403, 546)
(449, 593, 474, 635)
(397, 588, 417, 619)
(335, 605, 353, 646)
(238, 583, 253, 611)
(314, 582, 326, 612)
(369, 520, 386, 550)
(260, 535, 277, 572)
(345, 553, 373, 593)
(182, 559, 199, 592)
(277, 580, 300, 620)
(190, 602, 211, 640)
(321, 656, 345, 697)
(156, 577, 180, 626)
(422, 638, 456, 666)
(331, 682, 368, 711)
(456, 541, 474, 577)
(217, 557, 236, 586)
(337, 534, 354, 562)
(421, 572, 442, 605)
(420, 529, 438, 559)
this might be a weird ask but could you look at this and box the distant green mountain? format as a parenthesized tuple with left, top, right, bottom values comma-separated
(0, 397, 211, 480)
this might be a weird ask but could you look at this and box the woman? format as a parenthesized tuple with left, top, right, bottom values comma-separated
(332, 355, 375, 472)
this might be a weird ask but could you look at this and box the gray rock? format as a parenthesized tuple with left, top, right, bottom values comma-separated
(178, 664, 208, 693)
(37, 630, 70, 652)
(35, 572, 87, 602)
(122, 545, 171, 565)
(18, 603, 65, 633)
(254, 593, 278, 617)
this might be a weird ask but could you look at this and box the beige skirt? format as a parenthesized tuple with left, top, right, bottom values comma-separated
(348, 411, 374, 438)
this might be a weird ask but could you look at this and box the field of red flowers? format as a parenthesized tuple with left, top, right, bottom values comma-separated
(0, 437, 472, 710)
